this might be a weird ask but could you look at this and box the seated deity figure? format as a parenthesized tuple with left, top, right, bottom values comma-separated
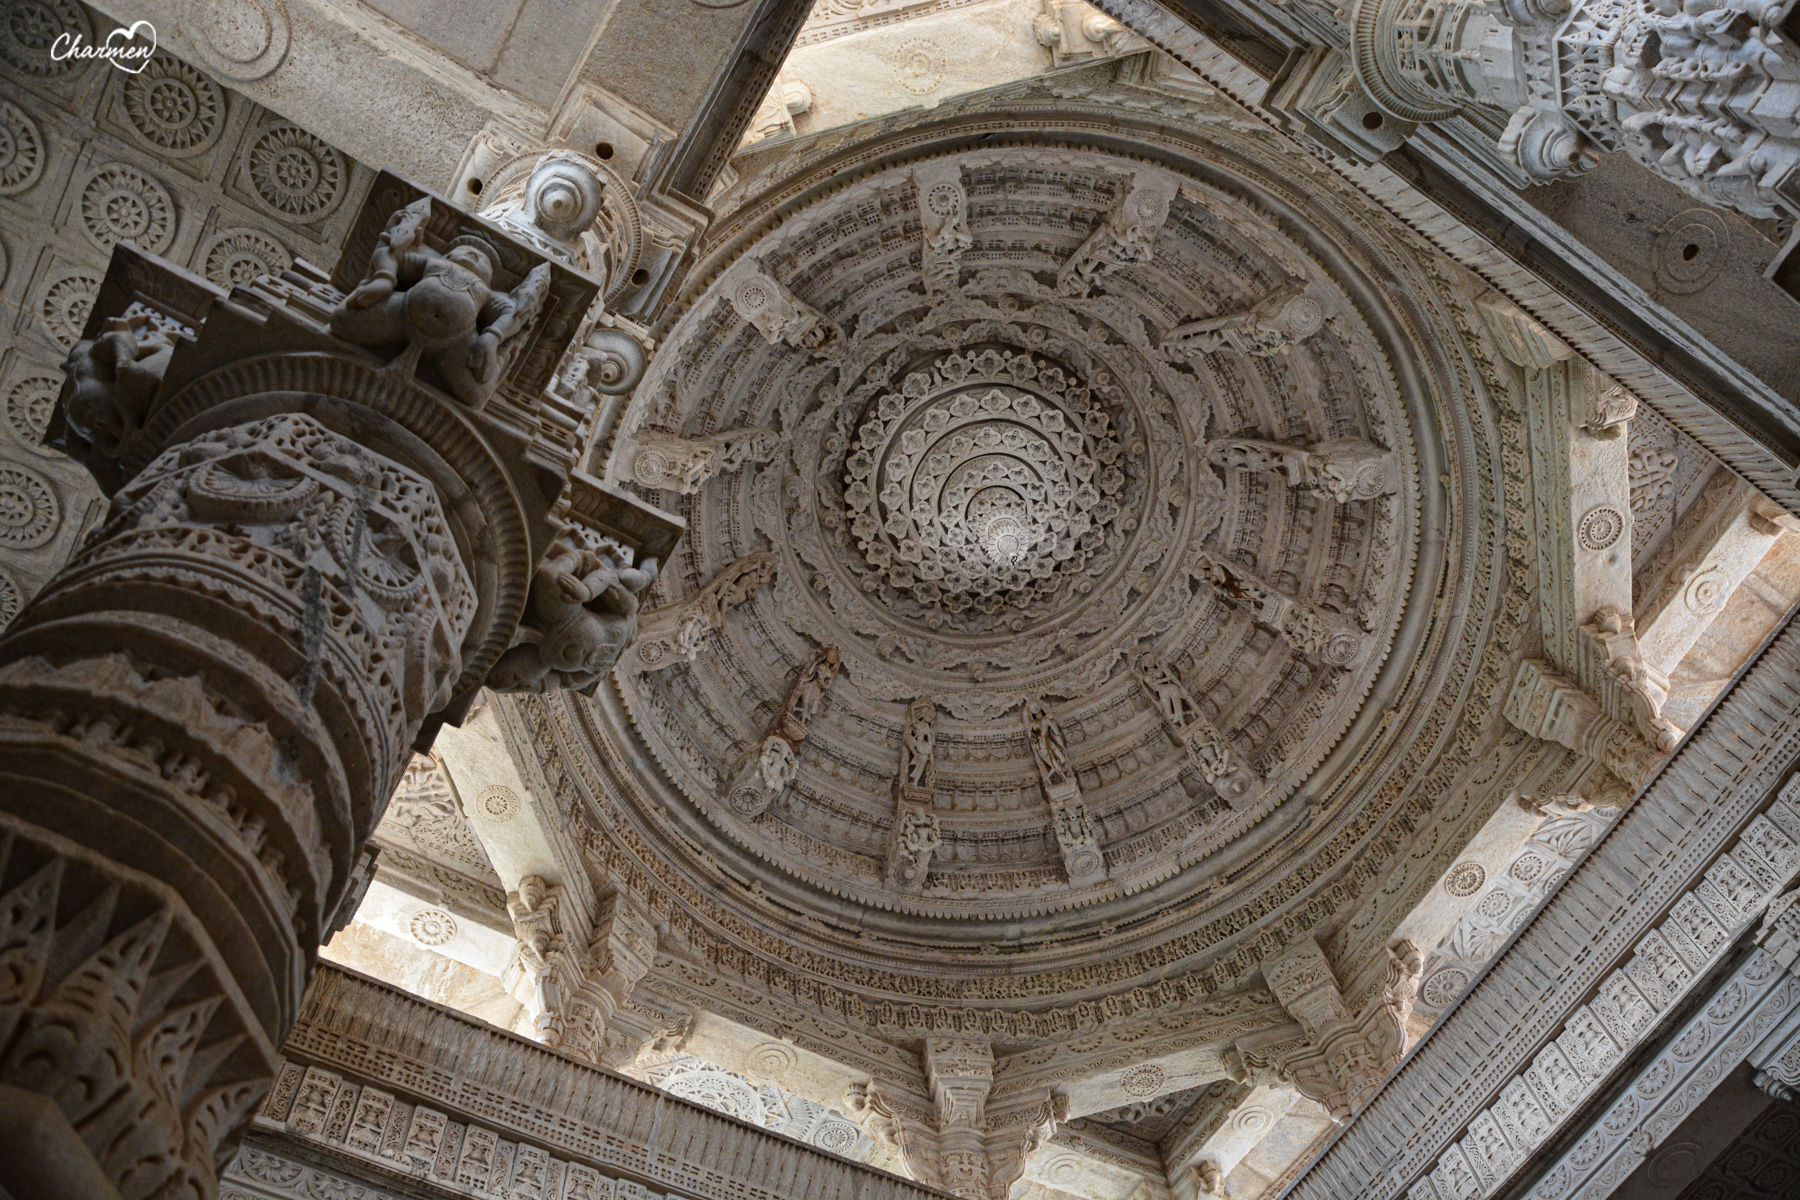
(331, 196, 551, 407)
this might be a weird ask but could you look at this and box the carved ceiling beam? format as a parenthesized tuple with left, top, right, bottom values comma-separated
(1025, 697, 1111, 888)
(619, 551, 778, 677)
(1192, 551, 1369, 669)
(1633, 471, 1795, 692)
(1057, 171, 1178, 297)
(1169, 1084, 1299, 1199)
(914, 162, 972, 296)
(1163, 281, 1327, 362)
(1479, 292, 1680, 784)
(888, 697, 943, 893)
(1205, 436, 1401, 504)
(1133, 653, 1262, 810)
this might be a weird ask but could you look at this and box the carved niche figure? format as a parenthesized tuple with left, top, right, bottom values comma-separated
(1137, 656, 1201, 728)
(759, 735, 800, 792)
(487, 529, 659, 693)
(1192, 1160, 1226, 1197)
(1164, 281, 1326, 361)
(902, 696, 938, 791)
(331, 196, 552, 407)
(1023, 697, 1074, 789)
(896, 809, 943, 866)
(59, 304, 183, 473)
(508, 875, 568, 1047)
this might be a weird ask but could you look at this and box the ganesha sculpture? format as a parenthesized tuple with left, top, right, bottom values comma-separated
(331, 196, 552, 407)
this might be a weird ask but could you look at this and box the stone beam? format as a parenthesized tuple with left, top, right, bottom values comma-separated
(1165, 1084, 1298, 1199)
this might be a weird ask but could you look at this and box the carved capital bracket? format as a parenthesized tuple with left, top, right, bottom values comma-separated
(889, 697, 942, 892)
(619, 551, 777, 677)
(914, 162, 972, 296)
(727, 646, 842, 818)
(1206, 436, 1400, 503)
(622, 427, 784, 495)
(725, 258, 840, 351)
(1164, 281, 1326, 361)
(1504, 657, 1665, 790)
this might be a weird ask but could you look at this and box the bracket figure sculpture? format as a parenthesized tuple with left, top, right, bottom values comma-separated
(623, 427, 784, 494)
(1193, 551, 1368, 668)
(728, 646, 842, 818)
(1134, 653, 1262, 809)
(487, 528, 659, 695)
(1164, 282, 1326, 361)
(914, 162, 972, 295)
(509, 874, 571, 1048)
(59, 305, 184, 484)
(621, 551, 778, 676)
(1057, 171, 1177, 296)
(889, 696, 943, 890)
(727, 258, 840, 351)
(1023, 697, 1108, 886)
(1207, 436, 1400, 503)
(331, 196, 553, 407)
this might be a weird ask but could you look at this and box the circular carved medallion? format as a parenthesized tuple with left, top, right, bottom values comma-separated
(408, 908, 457, 946)
(122, 56, 225, 155)
(1652, 210, 1730, 295)
(5, 372, 59, 450)
(892, 39, 944, 94)
(39, 269, 100, 347)
(0, 0, 90, 77)
(810, 1120, 860, 1154)
(746, 1042, 797, 1078)
(201, 227, 290, 289)
(474, 785, 519, 822)
(79, 163, 175, 254)
(1509, 852, 1546, 883)
(1476, 889, 1513, 920)
(245, 122, 346, 221)
(1444, 862, 1486, 897)
(1578, 505, 1626, 552)
(1119, 1063, 1166, 1096)
(190, 0, 290, 80)
(1420, 967, 1469, 1008)
(1683, 565, 1731, 615)
(0, 465, 58, 548)
(0, 98, 45, 195)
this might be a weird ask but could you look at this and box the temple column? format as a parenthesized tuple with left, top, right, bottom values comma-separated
(0, 156, 652, 1197)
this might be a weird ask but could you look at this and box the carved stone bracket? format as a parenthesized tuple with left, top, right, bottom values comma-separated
(1023, 698, 1109, 887)
(1056, 171, 1177, 297)
(888, 697, 942, 892)
(725, 259, 839, 350)
(1504, 658, 1664, 790)
(1133, 654, 1261, 809)
(622, 427, 783, 494)
(914, 162, 972, 295)
(1206, 436, 1400, 503)
(620, 552, 778, 677)
(1193, 551, 1369, 668)
(1164, 281, 1326, 361)
(729, 646, 842, 818)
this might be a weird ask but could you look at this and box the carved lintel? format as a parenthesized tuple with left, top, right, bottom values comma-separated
(1056, 172, 1177, 297)
(1164, 281, 1326, 361)
(914, 162, 971, 295)
(726, 259, 839, 350)
(1206, 436, 1400, 502)
(620, 551, 777, 676)
(1133, 654, 1261, 809)
(1193, 552, 1367, 668)
(623, 427, 783, 494)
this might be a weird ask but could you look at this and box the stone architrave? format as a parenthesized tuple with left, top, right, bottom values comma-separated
(914, 162, 972, 295)
(1023, 698, 1108, 887)
(725, 258, 839, 350)
(1206, 436, 1401, 503)
(889, 696, 942, 891)
(0, 169, 610, 1197)
(620, 551, 778, 676)
(1057, 171, 1177, 296)
(1193, 551, 1368, 668)
(622, 427, 783, 494)
(1133, 653, 1261, 809)
(1164, 281, 1326, 360)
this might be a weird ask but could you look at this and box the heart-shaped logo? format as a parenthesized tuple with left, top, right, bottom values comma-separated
(101, 20, 158, 72)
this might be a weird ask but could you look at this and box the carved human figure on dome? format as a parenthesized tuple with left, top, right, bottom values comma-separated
(1164, 281, 1325, 361)
(1024, 698, 1073, 788)
(331, 196, 552, 407)
(1136, 656, 1201, 728)
(60, 306, 181, 473)
(896, 809, 942, 864)
(902, 696, 938, 790)
(776, 646, 842, 740)
(488, 530, 659, 694)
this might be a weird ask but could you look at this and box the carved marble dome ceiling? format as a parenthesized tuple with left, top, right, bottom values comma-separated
(561, 94, 1525, 1025)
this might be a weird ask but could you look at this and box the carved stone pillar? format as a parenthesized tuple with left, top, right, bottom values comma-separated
(0, 167, 630, 1196)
